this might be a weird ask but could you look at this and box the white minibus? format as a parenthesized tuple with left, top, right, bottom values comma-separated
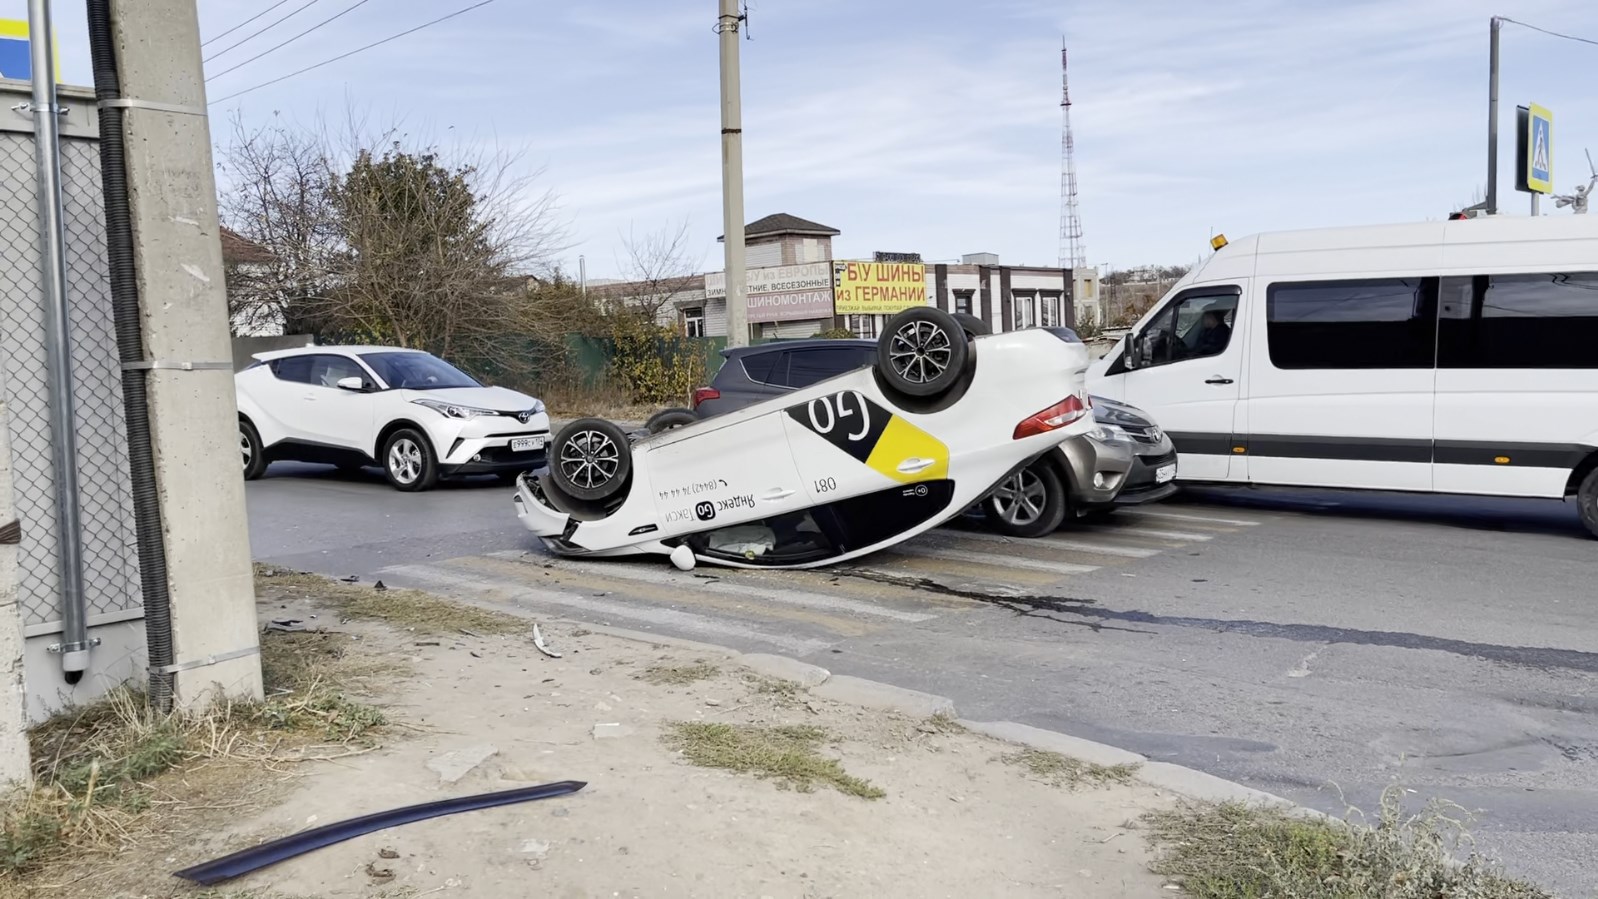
(1087, 215, 1598, 538)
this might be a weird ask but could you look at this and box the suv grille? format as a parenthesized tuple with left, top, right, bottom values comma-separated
(1120, 423, 1163, 445)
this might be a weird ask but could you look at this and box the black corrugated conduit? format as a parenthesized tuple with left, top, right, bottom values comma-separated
(86, 0, 176, 711)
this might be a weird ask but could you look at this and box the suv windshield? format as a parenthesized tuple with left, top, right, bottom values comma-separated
(362, 352, 481, 390)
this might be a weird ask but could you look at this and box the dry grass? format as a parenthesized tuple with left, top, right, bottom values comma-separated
(0, 613, 393, 881)
(999, 747, 1139, 789)
(664, 722, 885, 800)
(922, 712, 967, 734)
(255, 564, 525, 636)
(1143, 789, 1552, 899)
(639, 661, 720, 686)
(540, 382, 658, 425)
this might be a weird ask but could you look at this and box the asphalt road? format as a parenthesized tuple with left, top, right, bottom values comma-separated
(248, 463, 1598, 896)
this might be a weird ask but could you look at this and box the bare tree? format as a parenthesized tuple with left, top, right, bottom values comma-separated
(595, 219, 702, 324)
(216, 113, 343, 336)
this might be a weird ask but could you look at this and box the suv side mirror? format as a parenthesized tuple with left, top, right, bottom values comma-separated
(336, 376, 366, 392)
(1124, 333, 1141, 370)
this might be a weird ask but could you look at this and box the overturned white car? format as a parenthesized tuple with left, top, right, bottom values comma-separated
(513, 307, 1095, 570)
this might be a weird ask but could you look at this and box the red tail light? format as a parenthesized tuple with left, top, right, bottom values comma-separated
(1013, 395, 1088, 439)
(691, 387, 720, 408)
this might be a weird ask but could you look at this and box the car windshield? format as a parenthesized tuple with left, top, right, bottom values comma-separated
(361, 352, 481, 390)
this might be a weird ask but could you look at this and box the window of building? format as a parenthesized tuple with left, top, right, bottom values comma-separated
(1039, 294, 1060, 328)
(1266, 278, 1436, 370)
(684, 307, 706, 337)
(1012, 293, 1036, 329)
(850, 315, 879, 340)
(953, 291, 974, 316)
(1136, 290, 1239, 368)
(1438, 272, 1598, 369)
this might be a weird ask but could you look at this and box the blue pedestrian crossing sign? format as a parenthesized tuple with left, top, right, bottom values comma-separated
(0, 19, 61, 83)
(1523, 103, 1554, 195)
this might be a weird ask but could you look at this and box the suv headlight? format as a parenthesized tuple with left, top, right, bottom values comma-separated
(413, 399, 495, 420)
(1093, 424, 1132, 444)
(529, 399, 546, 416)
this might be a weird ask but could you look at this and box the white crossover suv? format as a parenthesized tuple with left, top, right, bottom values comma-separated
(236, 346, 550, 491)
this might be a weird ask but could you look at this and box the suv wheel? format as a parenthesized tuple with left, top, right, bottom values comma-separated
(240, 419, 267, 480)
(646, 408, 698, 434)
(383, 428, 440, 492)
(1579, 467, 1598, 540)
(984, 460, 1067, 538)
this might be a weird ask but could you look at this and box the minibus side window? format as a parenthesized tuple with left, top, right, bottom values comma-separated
(1134, 292, 1239, 368)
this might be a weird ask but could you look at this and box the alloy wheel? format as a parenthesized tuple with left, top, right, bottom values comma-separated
(387, 437, 423, 485)
(887, 320, 954, 384)
(991, 469, 1047, 525)
(559, 430, 621, 490)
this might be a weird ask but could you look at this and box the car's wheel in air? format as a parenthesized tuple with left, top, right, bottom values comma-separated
(382, 428, 440, 492)
(549, 418, 632, 504)
(646, 408, 698, 434)
(240, 419, 267, 481)
(1578, 467, 1598, 540)
(953, 312, 990, 340)
(984, 460, 1067, 538)
(877, 306, 969, 398)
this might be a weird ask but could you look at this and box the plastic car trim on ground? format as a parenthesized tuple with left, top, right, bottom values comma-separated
(172, 780, 587, 885)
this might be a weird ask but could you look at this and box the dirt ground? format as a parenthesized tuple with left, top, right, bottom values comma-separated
(25, 578, 1179, 899)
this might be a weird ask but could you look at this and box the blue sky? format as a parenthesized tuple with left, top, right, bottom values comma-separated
(9, 0, 1598, 277)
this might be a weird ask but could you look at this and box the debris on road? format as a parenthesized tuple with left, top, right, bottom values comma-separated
(533, 623, 562, 658)
(172, 781, 586, 886)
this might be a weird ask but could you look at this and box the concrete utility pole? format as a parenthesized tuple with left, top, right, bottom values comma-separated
(106, 0, 262, 708)
(717, 0, 748, 347)
(1486, 15, 1501, 215)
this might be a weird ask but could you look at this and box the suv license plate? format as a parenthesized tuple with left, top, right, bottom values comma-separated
(1155, 463, 1176, 483)
(511, 436, 546, 453)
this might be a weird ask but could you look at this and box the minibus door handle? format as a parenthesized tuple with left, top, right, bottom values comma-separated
(1205, 375, 1234, 385)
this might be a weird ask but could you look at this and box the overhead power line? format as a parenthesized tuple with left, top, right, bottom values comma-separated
(203, 0, 295, 47)
(204, 0, 326, 63)
(1499, 16, 1598, 48)
(207, 0, 377, 82)
(208, 0, 500, 106)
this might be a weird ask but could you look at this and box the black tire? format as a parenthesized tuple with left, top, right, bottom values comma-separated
(239, 419, 267, 481)
(646, 408, 698, 434)
(549, 418, 632, 503)
(877, 306, 969, 398)
(381, 428, 440, 492)
(953, 312, 991, 340)
(984, 460, 1068, 538)
(1579, 467, 1598, 540)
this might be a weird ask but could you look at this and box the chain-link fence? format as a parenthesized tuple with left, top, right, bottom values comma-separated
(0, 124, 142, 629)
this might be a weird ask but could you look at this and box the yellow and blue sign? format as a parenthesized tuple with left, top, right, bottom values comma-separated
(1516, 102, 1553, 196)
(1525, 103, 1553, 195)
(0, 19, 61, 83)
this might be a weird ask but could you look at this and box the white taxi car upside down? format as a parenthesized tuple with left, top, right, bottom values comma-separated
(513, 307, 1096, 570)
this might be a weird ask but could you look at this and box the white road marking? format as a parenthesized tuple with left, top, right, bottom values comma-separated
(500, 553, 936, 623)
(1105, 525, 1212, 542)
(936, 528, 1161, 559)
(887, 544, 1099, 576)
(1120, 509, 1262, 527)
(381, 563, 834, 656)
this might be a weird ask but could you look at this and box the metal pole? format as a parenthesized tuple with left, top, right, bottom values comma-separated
(717, 0, 748, 347)
(578, 255, 586, 296)
(1532, 193, 1540, 216)
(28, 0, 91, 681)
(1486, 16, 1501, 215)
